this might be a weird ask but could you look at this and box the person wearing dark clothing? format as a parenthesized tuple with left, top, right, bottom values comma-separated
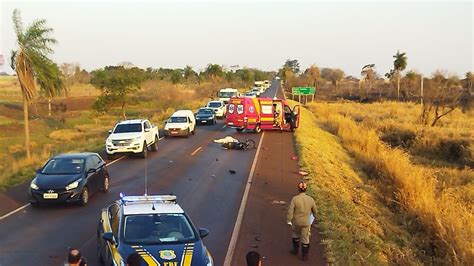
(67, 248, 87, 266)
(126, 252, 141, 266)
(246, 251, 262, 266)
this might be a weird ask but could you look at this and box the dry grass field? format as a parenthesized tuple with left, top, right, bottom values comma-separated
(0, 76, 227, 190)
(292, 100, 473, 264)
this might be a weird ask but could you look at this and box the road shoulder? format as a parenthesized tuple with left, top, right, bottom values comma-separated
(231, 130, 327, 265)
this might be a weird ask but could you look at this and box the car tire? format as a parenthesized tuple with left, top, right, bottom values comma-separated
(141, 142, 148, 158)
(213, 119, 216, 125)
(30, 202, 40, 208)
(79, 187, 89, 206)
(102, 175, 109, 193)
(236, 128, 244, 133)
(185, 129, 190, 138)
(254, 124, 262, 133)
(151, 136, 158, 152)
(191, 127, 195, 135)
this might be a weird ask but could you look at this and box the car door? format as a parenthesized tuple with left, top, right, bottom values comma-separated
(85, 156, 99, 193)
(143, 121, 151, 145)
(92, 155, 105, 191)
(292, 105, 301, 129)
(104, 203, 120, 265)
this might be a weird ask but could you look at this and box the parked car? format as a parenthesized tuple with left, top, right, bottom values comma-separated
(206, 100, 226, 118)
(106, 119, 159, 159)
(195, 108, 217, 125)
(251, 87, 261, 96)
(28, 153, 109, 207)
(97, 195, 214, 266)
(164, 110, 196, 137)
(244, 91, 257, 98)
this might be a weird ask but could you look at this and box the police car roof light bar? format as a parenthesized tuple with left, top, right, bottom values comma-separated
(120, 195, 177, 205)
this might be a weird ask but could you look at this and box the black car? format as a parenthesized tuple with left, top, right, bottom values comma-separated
(195, 108, 217, 125)
(28, 153, 109, 207)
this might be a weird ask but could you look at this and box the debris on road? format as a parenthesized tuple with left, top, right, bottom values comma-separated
(229, 170, 236, 174)
(255, 237, 261, 241)
(271, 200, 286, 205)
(298, 170, 309, 176)
(291, 155, 298, 160)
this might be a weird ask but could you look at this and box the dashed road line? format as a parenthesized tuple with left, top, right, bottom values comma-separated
(190, 146, 202, 156)
(0, 152, 128, 221)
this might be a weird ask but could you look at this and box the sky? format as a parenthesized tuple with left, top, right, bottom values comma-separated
(0, 0, 472, 77)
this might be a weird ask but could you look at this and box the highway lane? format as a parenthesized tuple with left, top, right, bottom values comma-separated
(0, 81, 279, 265)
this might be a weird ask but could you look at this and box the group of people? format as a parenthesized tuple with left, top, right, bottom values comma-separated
(66, 181, 316, 266)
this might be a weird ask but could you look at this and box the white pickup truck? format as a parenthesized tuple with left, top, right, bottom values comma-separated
(105, 119, 159, 159)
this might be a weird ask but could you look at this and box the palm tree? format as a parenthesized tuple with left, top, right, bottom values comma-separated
(38, 61, 64, 116)
(361, 64, 376, 99)
(393, 50, 408, 100)
(9, 9, 61, 159)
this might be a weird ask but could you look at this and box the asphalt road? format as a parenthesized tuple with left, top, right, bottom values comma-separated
(0, 81, 279, 265)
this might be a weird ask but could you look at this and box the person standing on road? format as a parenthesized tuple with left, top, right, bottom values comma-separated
(66, 248, 87, 266)
(286, 181, 317, 261)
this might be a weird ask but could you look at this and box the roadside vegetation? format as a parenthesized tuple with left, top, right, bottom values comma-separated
(292, 100, 473, 264)
(281, 54, 472, 264)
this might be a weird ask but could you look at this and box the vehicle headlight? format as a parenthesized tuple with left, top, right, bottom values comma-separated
(131, 137, 141, 143)
(106, 139, 112, 144)
(30, 179, 39, 190)
(65, 180, 80, 191)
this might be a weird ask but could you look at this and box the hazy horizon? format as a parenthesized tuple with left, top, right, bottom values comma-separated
(1, 0, 472, 77)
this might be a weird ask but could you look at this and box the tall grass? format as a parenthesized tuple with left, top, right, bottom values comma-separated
(308, 102, 473, 264)
(291, 100, 422, 264)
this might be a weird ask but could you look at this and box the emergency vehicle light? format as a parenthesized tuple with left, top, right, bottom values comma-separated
(120, 194, 177, 204)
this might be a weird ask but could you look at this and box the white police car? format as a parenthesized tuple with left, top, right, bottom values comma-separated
(97, 194, 213, 266)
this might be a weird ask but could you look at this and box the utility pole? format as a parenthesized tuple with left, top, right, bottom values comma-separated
(420, 76, 424, 106)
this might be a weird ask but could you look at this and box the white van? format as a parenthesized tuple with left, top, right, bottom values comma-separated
(164, 110, 196, 137)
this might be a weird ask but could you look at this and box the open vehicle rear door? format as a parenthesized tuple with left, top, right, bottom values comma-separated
(292, 105, 301, 129)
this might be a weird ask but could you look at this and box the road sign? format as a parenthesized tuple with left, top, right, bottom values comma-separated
(292, 87, 315, 95)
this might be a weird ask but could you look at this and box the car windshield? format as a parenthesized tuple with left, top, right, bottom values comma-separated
(114, 123, 142, 133)
(207, 102, 222, 108)
(124, 214, 196, 244)
(42, 158, 84, 175)
(219, 92, 236, 98)
(168, 117, 187, 123)
(197, 109, 213, 115)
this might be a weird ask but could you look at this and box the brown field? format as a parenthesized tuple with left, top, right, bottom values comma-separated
(0, 76, 234, 190)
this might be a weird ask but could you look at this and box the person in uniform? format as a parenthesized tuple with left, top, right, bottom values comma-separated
(286, 181, 317, 261)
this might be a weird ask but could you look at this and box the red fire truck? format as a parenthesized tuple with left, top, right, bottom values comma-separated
(225, 96, 300, 133)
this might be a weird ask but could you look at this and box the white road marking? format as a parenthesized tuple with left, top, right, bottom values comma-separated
(224, 132, 265, 266)
(222, 125, 227, 129)
(0, 203, 30, 221)
(190, 146, 202, 156)
(106, 155, 125, 166)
